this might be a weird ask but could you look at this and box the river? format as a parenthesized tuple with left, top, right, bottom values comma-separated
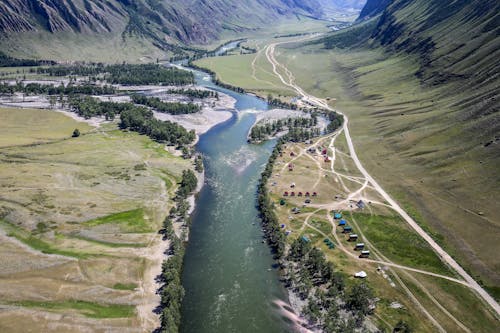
(179, 48, 294, 333)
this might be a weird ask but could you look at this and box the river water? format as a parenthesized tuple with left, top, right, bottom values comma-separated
(179, 49, 293, 333)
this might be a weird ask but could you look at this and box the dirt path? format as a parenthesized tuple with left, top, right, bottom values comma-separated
(263, 39, 500, 317)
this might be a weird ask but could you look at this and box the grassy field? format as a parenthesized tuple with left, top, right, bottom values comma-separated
(265, 133, 499, 331)
(0, 106, 192, 331)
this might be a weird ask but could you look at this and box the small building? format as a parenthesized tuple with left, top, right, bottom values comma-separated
(279, 199, 286, 206)
(355, 243, 365, 250)
(334, 212, 342, 219)
(324, 157, 330, 163)
(304, 199, 311, 204)
(298, 192, 303, 197)
(305, 192, 310, 197)
(343, 226, 353, 233)
(322, 149, 327, 155)
(348, 234, 358, 241)
(292, 207, 301, 214)
(290, 191, 295, 197)
(338, 219, 347, 226)
(290, 182, 296, 188)
(288, 164, 294, 171)
(359, 250, 370, 258)
(283, 191, 289, 196)
(290, 152, 295, 157)
(312, 192, 317, 197)
(357, 200, 366, 209)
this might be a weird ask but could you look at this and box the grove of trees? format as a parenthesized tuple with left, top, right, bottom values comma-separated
(131, 94, 200, 115)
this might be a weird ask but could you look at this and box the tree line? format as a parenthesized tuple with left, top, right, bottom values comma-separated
(0, 82, 115, 96)
(158, 169, 198, 332)
(66, 96, 195, 146)
(249, 116, 319, 143)
(36, 63, 194, 86)
(131, 94, 200, 115)
(166, 88, 219, 99)
(0, 51, 55, 67)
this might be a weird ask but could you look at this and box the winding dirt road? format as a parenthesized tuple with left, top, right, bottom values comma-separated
(263, 40, 500, 317)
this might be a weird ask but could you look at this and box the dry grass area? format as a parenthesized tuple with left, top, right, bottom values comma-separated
(0, 107, 192, 332)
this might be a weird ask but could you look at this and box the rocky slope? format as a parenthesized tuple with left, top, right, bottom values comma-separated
(0, 0, 325, 47)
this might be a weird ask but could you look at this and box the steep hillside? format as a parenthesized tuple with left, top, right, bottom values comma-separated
(357, 0, 390, 20)
(294, 0, 500, 294)
(0, 0, 327, 60)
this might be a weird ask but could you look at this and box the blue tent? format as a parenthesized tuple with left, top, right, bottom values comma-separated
(339, 219, 347, 226)
(334, 213, 342, 219)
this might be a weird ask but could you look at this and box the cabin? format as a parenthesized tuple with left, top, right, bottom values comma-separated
(283, 191, 289, 197)
(338, 219, 347, 226)
(298, 192, 303, 197)
(290, 191, 295, 197)
(292, 207, 301, 214)
(305, 192, 310, 197)
(355, 243, 365, 250)
(357, 200, 366, 209)
(359, 250, 370, 258)
(312, 192, 317, 197)
(343, 226, 353, 233)
(304, 199, 311, 204)
(290, 152, 295, 157)
(334, 212, 342, 219)
(279, 199, 286, 206)
(322, 149, 327, 155)
(348, 234, 358, 241)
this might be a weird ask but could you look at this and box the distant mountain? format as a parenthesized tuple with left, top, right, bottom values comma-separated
(357, 0, 391, 19)
(0, 0, 325, 47)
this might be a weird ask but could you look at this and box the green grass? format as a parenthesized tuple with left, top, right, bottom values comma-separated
(0, 107, 93, 147)
(82, 208, 152, 233)
(112, 283, 138, 291)
(10, 300, 135, 318)
(0, 219, 91, 259)
(350, 212, 453, 276)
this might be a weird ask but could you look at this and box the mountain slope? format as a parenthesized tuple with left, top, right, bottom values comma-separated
(308, 0, 499, 292)
(0, 0, 325, 47)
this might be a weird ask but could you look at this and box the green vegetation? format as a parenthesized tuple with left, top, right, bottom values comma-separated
(166, 88, 219, 99)
(0, 81, 116, 95)
(0, 51, 54, 67)
(83, 209, 152, 233)
(11, 300, 135, 319)
(0, 107, 92, 147)
(36, 64, 194, 86)
(131, 94, 200, 115)
(113, 283, 138, 291)
(0, 219, 90, 259)
(351, 212, 452, 275)
(250, 116, 320, 142)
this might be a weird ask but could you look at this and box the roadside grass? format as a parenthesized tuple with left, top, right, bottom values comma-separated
(350, 212, 453, 276)
(412, 272, 500, 333)
(10, 300, 135, 319)
(83, 208, 153, 233)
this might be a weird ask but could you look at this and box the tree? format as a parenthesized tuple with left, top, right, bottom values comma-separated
(72, 128, 80, 137)
(345, 282, 374, 316)
(393, 320, 412, 333)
